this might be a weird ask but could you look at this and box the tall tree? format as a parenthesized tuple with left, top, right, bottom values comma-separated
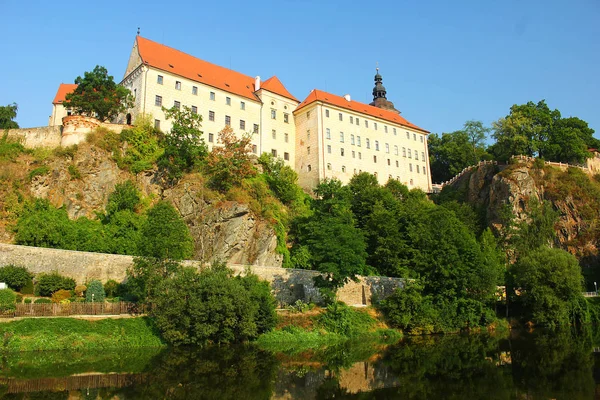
(138, 201, 193, 260)
(206, 125, 256, 191)
(64, 66, 134, 122)
(0, 103, 19, 129)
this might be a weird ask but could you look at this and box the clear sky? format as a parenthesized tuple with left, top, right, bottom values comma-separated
(1, 0, 598, 137)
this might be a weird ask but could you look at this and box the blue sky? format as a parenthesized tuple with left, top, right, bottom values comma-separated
(1, 0, 598, 138)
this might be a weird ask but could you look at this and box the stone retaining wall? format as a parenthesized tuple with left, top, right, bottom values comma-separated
(0, 243, 403, 306)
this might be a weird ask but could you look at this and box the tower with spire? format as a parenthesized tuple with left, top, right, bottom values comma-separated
(369, 67, 400, 114)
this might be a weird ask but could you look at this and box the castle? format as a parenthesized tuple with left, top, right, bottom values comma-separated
(50, 35, 433, 192)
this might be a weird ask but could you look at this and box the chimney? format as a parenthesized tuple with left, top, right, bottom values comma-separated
(255, 76, 261, 91)
(343, 94, 351, 101)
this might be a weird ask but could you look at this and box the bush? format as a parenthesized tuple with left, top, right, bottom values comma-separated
(34, 298, 52, 304)
(0, 289, 17, 311)
(16, 294, 23, 304)
(238, 272, 278, 334)
(28, 166, 50, 181)
(68, 164, 82, 180)
(74, 285, 87, 297)
(21, 278, 34, 295)
(36, 272, 76, 297)
(24, 298, 32, 304)
(51, 289, 72, 304)
(86, 280, 105, 303)
(0, 265, 33, 291)
(316, 302, 375, 337)
(103, 280, 119, 298)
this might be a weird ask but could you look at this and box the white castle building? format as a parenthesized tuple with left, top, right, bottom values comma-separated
(51, 35, 432, 192)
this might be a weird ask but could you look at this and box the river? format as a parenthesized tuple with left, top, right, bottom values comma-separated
(0, 328, 598, 399)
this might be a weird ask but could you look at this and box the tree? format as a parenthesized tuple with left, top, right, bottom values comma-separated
(138, 201, 193, 260)
(64, 66, 134, 122)
(257, 153, 304, 205)
(104, 180, 140, 217)
(206, 125, 256, 191)
(85, 279, 106, 303)
(0, 265, 33, 292)
(511, 247, 586, 328)
(0, 103, 19, 129)
(158, 105, 207, 179)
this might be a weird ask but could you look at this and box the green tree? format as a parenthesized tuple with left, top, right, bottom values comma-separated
(85, 279, 106, 302)
(0, 265, 33, 292)
(138, 201, 193, 260)
(36, 272, 76, 296)
(104, 180, 140, 217)
(511, 247, 586, 327)
(0, 103, 19, 129)
(64, 66, 134, 122)
(257, 153, 304, 205)
(206, 125, 256, 191)
(119, 115, 164, 173)
(158, 105, 207, 179)
(511, 199, 559, 255)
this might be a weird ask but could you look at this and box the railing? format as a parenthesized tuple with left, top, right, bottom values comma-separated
(0, 302, 145, 318)
(583, 292, 598, 298)
(436, 160, 499, 188)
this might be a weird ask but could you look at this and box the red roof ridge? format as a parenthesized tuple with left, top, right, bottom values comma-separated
(260, 76, 299, 102)
(53, 83, 78, 104)
(295, 89, 428, 133)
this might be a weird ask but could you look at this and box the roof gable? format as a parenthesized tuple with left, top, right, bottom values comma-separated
(53, 84, 78, 105)
(295, 89, 428, 133)
(260, 76, 299, 103)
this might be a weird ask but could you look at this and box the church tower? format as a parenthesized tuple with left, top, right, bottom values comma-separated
(369, 68, 400, 114)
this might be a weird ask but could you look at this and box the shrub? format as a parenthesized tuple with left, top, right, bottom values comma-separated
(0, 289, 17, 311)
(28, 166, 50, 181)
(24, 298, 32, 304)
(238, 272, 278, 334)
(21, 278, 34, 295)
(51, 289, 72, 304)
(36, 272, 76, 297)
(53, 145, 78, 159)
(0, 132, 26, 161)
(0, 265, 33, 291)
(74, 285, 87, 297)
(86, 280, 105, 303)
(68, 164, 82, 180)
(16, 294, 23, 304)
(34, 298, 52, 304)
(103, 280, 119, 298)
(316, 302, 375, 337)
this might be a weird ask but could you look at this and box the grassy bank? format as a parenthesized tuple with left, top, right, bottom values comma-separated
(0, 317, 165, 352)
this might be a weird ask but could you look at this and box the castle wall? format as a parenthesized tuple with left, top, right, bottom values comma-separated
(0, 243, 402, 306)
(4, 126, 63, 148)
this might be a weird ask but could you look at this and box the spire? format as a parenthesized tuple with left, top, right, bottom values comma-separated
(372, 67, 387, 101)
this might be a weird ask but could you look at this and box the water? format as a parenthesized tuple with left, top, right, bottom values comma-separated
(0, 329, 598, 399)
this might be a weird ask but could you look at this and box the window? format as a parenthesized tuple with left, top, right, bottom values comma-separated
(307, 130, 310, 140)
(307, 146, 311, 155)
(352, 150, 355, 158)
(342, 166, 346, 173)
(225, 115, 231, 126)
(175, 81, 181, 90)
(396, 160, 399, 167)
(240, 101, 245, 110)
(415, 150, 418, 160)
(338, 113, 343, 121)
(422, 152, 425, 160)
(240, 120, 245, 130)
(191, 106, 198, 114)
(272, 130, 276, 139)
(408, 149, 412, 159)
(351, 134, 355, 145)
(403, 147, 406, 157)
(409, 163, 413, 172)
(340, 148, 345, 156)
(365, 120, 369, 128)
(357, 136, 361, 147)
(154, 119, 160, 129)
(209, 111, 215, 121)
(413, 134, 417, 141)
(327, 145, 332, 153)
(387, 159, 391, 166)
(307, 165, 312, 172)
(157, 75, 163, 84)
(284, 133, 289, 143)
(406, 132, 410, 139)
(356, 118, 359, 125)
(410, 179, 413, 185)
(271, 109, 276, 119)
(307, 111, 311, 118)
(340, 132, 344, 142)
(350, 116, 354, 124)
(385, 143, 390, 153)
(423, 166, 427, 175)
(384, 126, 388, 133)
(393, 128, 397, 135)
(284, 113, 289, 123)
(417, 165, 420, 173)
(154, 95, 162, 106)
(326, 128, 331, 139)
(210, 92, 215, 101)
(252, 145, 257, 154)
(325, 109, 330, 118)
(253, 124, 259, 134)
(327, 163, 332, 170)
(134, 88, 136, 98)
(420, 135, 424, 143)
(173, 100, 180, 109)
(284, 152, 289, 161)
(192, 86, 198, 95)
(373, 155, 377, 163)
(375, 141, 379, 151)
(394, 145, 398, 155)
(226, 97, 231, 105)
(271, 149, 277, 157)
(208, 133, 214, 142)
(366, 139, 370, 149)
(358, 152, 362, 160)
(374, 122, 378, 130)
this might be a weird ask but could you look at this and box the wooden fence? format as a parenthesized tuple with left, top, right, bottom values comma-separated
(0, 373, 147, 394)
(0, 302, 145, 318)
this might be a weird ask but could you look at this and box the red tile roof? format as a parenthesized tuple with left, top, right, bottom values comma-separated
(52, 83, 78, 104)
(260, 76, 299, 102)
(295, 89, 429, 133)
(135, 36, 297, 103)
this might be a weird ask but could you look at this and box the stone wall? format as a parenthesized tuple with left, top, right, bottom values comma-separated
(0, 243, 402, 306)
(4, 126, 62, 148)
(61, 116, 128, 147)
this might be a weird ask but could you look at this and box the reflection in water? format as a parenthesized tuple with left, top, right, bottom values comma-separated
(0, 328, 598, 399)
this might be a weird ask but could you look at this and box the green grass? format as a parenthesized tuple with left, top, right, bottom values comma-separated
(256, 325, 346, 353)
(0, 317, 165, 352)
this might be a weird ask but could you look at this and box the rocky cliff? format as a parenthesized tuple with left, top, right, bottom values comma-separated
(0, 142, 281, 267)
(447, 160, 599, 265)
